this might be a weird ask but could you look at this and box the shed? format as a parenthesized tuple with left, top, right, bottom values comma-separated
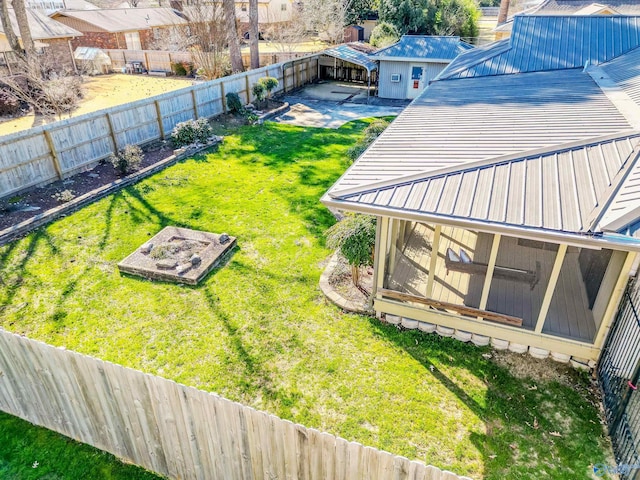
(344, 25, 364, 43)
(372, 35, 473, 100)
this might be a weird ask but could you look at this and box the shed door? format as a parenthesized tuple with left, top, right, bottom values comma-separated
(407, 64, 425, 99)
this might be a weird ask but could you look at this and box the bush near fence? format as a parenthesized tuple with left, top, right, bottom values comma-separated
(0, 327, 469, 480)
(0, 55, 319, 200)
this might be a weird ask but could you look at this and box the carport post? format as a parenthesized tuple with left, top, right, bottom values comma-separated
(367, 70, 371, 104)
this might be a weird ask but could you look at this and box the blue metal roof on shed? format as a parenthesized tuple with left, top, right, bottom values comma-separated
(438, 15, 640, 80)
(322, 44, 378, 72)
(373, 35, 473, 60)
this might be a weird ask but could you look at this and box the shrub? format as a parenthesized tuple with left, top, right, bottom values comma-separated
(52, 189, 75, 203)
(109, 144, 143, 175)
(370, 22, 400, 48)
(225, 92, 243, 113)
(170, 118, 213, 147)
(172, 62, 187, 76)
(252, 82, 267, 104)
(347, 119, 390, 162)
(0, 89, 21, 116)
(259, 76, 279, 98)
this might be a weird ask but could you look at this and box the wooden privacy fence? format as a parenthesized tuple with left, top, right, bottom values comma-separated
(104, 49, 317, 73)
(0, 329, 469, 480)
(0, 54, 319, 200)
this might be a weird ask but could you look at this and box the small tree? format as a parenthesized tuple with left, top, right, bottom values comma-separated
(252, 81, 267, 106)
(326, 213, 376, 287)
(259, 77, 279, 99)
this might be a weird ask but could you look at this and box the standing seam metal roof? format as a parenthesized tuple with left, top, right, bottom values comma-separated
(373, 36, 473, 60)
(322, 44, 378, 72)
(438, 15, 640, 80)
(330, 132, 640, 235)
(52, 8, 187, 32)
(330, 69, 632, 192)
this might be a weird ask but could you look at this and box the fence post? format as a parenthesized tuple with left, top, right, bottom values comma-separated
(43, 130, 63, 180)
(144, 52, 151, 71)
(220, 82, 227, 113)
(105, 112, 119, 151)
(244, 74, 251, 104)
(154, 100, 165, 140)
(191, 89, 199, 119)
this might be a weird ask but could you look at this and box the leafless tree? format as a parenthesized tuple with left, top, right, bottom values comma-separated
(12, 0, 35, 59)
(222, 0, 244, 72)
(248, 0, 259, 68)
(264, 8, 308, 54)
(302, 0, 350, 45)
(0, 0, 21, 54)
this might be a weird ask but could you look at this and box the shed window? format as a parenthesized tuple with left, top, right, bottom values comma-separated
(411, 66, 423, 80)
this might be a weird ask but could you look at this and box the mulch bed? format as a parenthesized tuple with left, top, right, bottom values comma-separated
(0, 145, 173, 231)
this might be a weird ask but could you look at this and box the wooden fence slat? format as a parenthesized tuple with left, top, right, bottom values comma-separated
(362, 445, 379, 480)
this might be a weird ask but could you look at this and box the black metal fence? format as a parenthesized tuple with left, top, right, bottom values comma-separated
(598, 279, 640, 479)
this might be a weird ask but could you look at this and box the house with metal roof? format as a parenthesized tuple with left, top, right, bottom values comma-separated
(494, 0, 640, 39)
(51, 8, 187, 51)
(372, 35, 473, 100)
(322, 14, 640, 365)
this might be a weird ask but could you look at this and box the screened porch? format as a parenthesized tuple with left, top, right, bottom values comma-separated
(381, 221, 630, 344)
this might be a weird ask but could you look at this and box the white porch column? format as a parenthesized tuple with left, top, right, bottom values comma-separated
(479, 234, 501, 311)
(375, 217, 390, 294)
(593, 252, 637, 349)
(534, 243, 567, 334)
(425, 225, 442, 298)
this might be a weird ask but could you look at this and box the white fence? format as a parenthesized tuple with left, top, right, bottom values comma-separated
(0, 328, 469, 480)
(104, 49, 316, 73)
(0, 55, 319, 200)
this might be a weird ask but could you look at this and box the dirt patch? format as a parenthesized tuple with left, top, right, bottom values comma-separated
(0, 74, 196, 137)
(328, 254, 373, 311)
(491, 350, 587, 388)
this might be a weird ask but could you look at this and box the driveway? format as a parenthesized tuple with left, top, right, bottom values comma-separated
(273, 81, 409, 128)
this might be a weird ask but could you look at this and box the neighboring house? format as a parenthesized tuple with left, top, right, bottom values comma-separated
(0, 8, 82, 72)
(203, 0, 298, 32)
(494, 0, 640, 39)
(50, 7, 187, 50)
(322, 15, 640, 365)
(372, 36, 473, 100)
(27, 0, 98, 14)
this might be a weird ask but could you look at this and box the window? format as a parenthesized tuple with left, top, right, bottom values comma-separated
(411, 66, 423, 80)
(241, 4, 247, 11)
(124, 31, 142, 50)
(281, 3, 287, 10)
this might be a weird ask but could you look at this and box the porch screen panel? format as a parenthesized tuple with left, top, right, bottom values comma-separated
(545, 247, 624, 343)
(484, 236, 555, 329)
(383, 220, 432, 296)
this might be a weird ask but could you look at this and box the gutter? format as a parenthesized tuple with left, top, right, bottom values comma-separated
(321, 194, 640, 253)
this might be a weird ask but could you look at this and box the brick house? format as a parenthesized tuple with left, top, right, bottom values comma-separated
(50, 8, 188, 51)
(0, 9, 81, 73)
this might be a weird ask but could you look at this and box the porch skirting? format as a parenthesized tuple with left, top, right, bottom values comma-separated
(382, 309, 594, 370)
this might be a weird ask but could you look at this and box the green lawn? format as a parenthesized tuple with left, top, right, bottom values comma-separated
(0, 120, 613, 479)
(0, 411, 160, 479)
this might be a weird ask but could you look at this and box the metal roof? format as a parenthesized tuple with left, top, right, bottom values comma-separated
(328, 132, 640, 235)
(0, 8, 81, 39)
(533, 0, 640, 15)
(439, 15, 640, 80)
(600, 46, 640, 109)
(322, 44, 378, 72)
(329, 68, 632, 192)
(51, 8, 187, 32)
(373, 35, 473, 61)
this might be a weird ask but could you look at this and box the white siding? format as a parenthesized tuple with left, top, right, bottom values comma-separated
(378, 61, 449, 100)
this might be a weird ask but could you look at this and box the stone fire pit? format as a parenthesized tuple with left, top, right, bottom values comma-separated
(118, 226, 236, 285)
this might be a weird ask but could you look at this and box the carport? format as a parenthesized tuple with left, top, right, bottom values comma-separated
(318, 45, 378, 101)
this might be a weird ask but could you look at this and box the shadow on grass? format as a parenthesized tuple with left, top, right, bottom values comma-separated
(366, 318, 607, 479)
